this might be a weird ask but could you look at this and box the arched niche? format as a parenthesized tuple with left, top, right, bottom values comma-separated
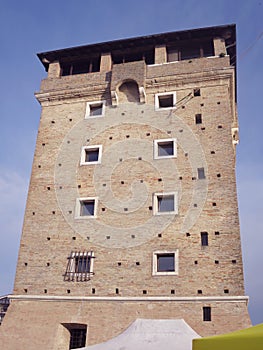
(118, 80, 140, 103)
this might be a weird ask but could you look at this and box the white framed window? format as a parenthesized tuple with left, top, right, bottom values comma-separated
(80, 145, 102, 165)
(155, 92, 176, 110)
(154, 138, 177, 159)
(85, 100, 106, 118)
(75, 197, 98, 219)
(153, 192, 178, 215)
(64, 251, 95, 282)
(153, 250, 179, 276)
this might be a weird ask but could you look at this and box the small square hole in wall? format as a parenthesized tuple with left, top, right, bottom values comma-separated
(215, 231, 220, 235)
(92, 288, 96, 294)
(67, 290, 71, 294)
(24, 289, 28, 293)
(215, 260, 219, 264)
(171, 289, 175, 294)
(212, 202, 217, 207)
(232, 260, 237, 264)
(86, 101, 105, 117)
(158, 233, 162, 238)
(118, 262, 121, 266)
(143, 290, 147, 295)
(194, 88, 201, 96)
(195, 114, 202, 124)
(186, 232, 191, 237)
(81, 145, 102, 165)
(194, 260, 198, 265)
(136, 261, 140, 266)
(224, 289, 229, 294)
(115, 288, 119, 294)
(198, 167, 206, 179)
(198, 289, 202, 294)
(155, 92, 176, 110)
(44, 289, 47, 294)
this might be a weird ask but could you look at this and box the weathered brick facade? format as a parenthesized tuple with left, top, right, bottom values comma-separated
(0, 24, 251, 349)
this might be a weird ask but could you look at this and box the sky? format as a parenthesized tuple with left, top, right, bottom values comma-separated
(0, 0, 262, 325)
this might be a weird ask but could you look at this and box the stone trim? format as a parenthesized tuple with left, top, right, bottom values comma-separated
(9, 294, 249, 303)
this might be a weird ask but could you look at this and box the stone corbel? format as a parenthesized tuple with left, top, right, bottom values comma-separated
(139, 87, 146, 104)
(111, 90, 119, 107)
(232, 127, 239, 145)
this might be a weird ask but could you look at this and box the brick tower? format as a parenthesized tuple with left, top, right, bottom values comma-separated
(0, 24, 251, 349)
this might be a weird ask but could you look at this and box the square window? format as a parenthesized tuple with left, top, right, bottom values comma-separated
(81, 200, 95, 216)
(64, 252, 95, 282)
(86, 149, 99, 162)
(75, 197, 98, 219)
(85, 100, 105, 118)
(158, 141, 173, 157)
(80, 145, 102, 165)
(157, 253, 175, 272)
(90, 104, 103, 116)
(158, 195, 174, 212)
(159, 95, 173, 108)
(155, 92, 176, 110)
(154, 138, 177, 159)
(153, 192, 178, 215)
(153, 250, 179, 275)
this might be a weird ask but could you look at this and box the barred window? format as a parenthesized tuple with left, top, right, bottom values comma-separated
(64, 251, 95, 282)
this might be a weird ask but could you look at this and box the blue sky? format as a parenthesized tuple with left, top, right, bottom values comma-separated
(0, 0, 262, 325)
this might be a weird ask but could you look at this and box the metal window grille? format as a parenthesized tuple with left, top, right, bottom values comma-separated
(69, 328, 87, 349)
(64, 251, 95, 282)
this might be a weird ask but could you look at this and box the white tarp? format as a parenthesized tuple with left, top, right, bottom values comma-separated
(79, 318, 200, 350)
